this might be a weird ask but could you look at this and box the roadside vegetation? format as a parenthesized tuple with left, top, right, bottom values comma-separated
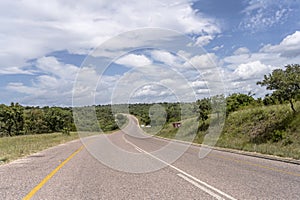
(217, 102, 300, 158)
(135, 97, 300, 159)
(0, 132, 79, 164)
(0, 64, 299, 163)
(0, 104, 129, 137)
(0, 105, 127, 164)
(135, 64, 300, 159)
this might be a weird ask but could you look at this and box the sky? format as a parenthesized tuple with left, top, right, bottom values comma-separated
(0, 0, 300, 106)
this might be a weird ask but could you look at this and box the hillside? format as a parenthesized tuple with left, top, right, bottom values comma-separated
(217, 102, 300, 159)
(155, 102, 300, 159)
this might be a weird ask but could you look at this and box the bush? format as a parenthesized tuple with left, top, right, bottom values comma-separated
(62, 127, 71, 136)
(271, 130, 285, 142)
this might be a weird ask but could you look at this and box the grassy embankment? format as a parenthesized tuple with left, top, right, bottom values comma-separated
(155, 102, 300, 159)
(217, 102, 300, 159)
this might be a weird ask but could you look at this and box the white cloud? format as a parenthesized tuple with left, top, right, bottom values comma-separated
(108, 63, 209, 104)
(190, 80, 207, 88)
(1, 0, 299, 107)
(7, 62, 121, 106)
(8, 52, 223, 106)
(115, 54, 152, 68)
(150, 50, 180, 66)
(219, 32, 300, 97)
(6, 57, 81, 106)
(132, 85, 172, 99)
(260, 31, 300, 57)
(196, 88, 210, 94)
(7, 82, 44, 95)
(240, 0, 293, 31)
(223, 54, 251, 66)
(177, 50, 192, 59)
(0, 0, 220, 73)
(35, 56, 79, 79)
(233, 61, 273, 80)
(233, 47, 250, 55)
(0, 0, 224, 105)
(0, 67, 34, 75)
(182, 53, 225, 96)
(281, 31, 300, 46)
(224, 32, 300, 69)
(212, 45, 224, 51)
(186, 53, 219, 70)
(194, 35, 214, 46)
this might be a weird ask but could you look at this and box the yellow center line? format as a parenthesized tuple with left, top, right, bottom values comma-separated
(211, 154, 300, 177)
(23, 146, 84, 200)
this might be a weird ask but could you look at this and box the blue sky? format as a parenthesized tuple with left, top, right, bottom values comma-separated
(0, 0, 300, 106)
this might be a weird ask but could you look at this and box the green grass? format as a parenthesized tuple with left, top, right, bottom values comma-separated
(216, 102, 300, 159)
(156, 102, 300, 160)
(0, 132, 79, 164)
(0, 128, 124, 165)
(155, 117, 200, 142)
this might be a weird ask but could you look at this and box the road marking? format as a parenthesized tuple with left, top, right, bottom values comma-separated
(211, 154, 300, 177)
(135, 147, 143, 152)
(130, 113, 300, 177)
(141, 129, 300, 178)
(23, 146, 84, 200)
(151, 131, 300, 177)
(177, 173, 224, 200)
(122, 135, 236, 200)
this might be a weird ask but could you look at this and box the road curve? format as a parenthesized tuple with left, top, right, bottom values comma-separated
(0, 116, 299, 199)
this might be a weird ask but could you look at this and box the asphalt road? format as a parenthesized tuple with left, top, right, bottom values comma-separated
(1, 116, 300, 199)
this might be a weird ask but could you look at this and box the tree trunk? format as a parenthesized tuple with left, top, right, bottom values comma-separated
(7, 126, 12, 137)
(289, 99, 296, 113)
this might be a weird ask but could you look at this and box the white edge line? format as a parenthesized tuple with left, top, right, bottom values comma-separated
(177, 173, 224, 200)
(122, 134, 237, 200)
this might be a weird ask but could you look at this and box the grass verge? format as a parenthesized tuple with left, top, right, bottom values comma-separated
(0, 132, 79, 164)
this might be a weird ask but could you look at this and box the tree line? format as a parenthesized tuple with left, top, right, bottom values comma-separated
(0, 103, 75, 137)
(1, 64, 299, 138)
(0, 104, 127, 137)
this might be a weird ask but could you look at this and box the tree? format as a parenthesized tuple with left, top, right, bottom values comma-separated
(0, 104, 14, 136)
(44, 107, 73, 132)
(10, 102, 24, 135)
(166, 103, 181, 122)
(226, 93, 255, 114)
(197, 98, 211, 121)
(257, 64, 300, 112)
(0, 103, 24, 136)
(262, 94, 278, 106)
(211, 94, 226, 119)
(24, 108, 49, 134)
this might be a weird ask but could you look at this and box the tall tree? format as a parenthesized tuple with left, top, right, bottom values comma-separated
(0, 104, 14, 136)
(11, 102, 24, 135)
(257, 64, 300, 112)
(197, 98, 211, 121)
(0, 103, 24, 136)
